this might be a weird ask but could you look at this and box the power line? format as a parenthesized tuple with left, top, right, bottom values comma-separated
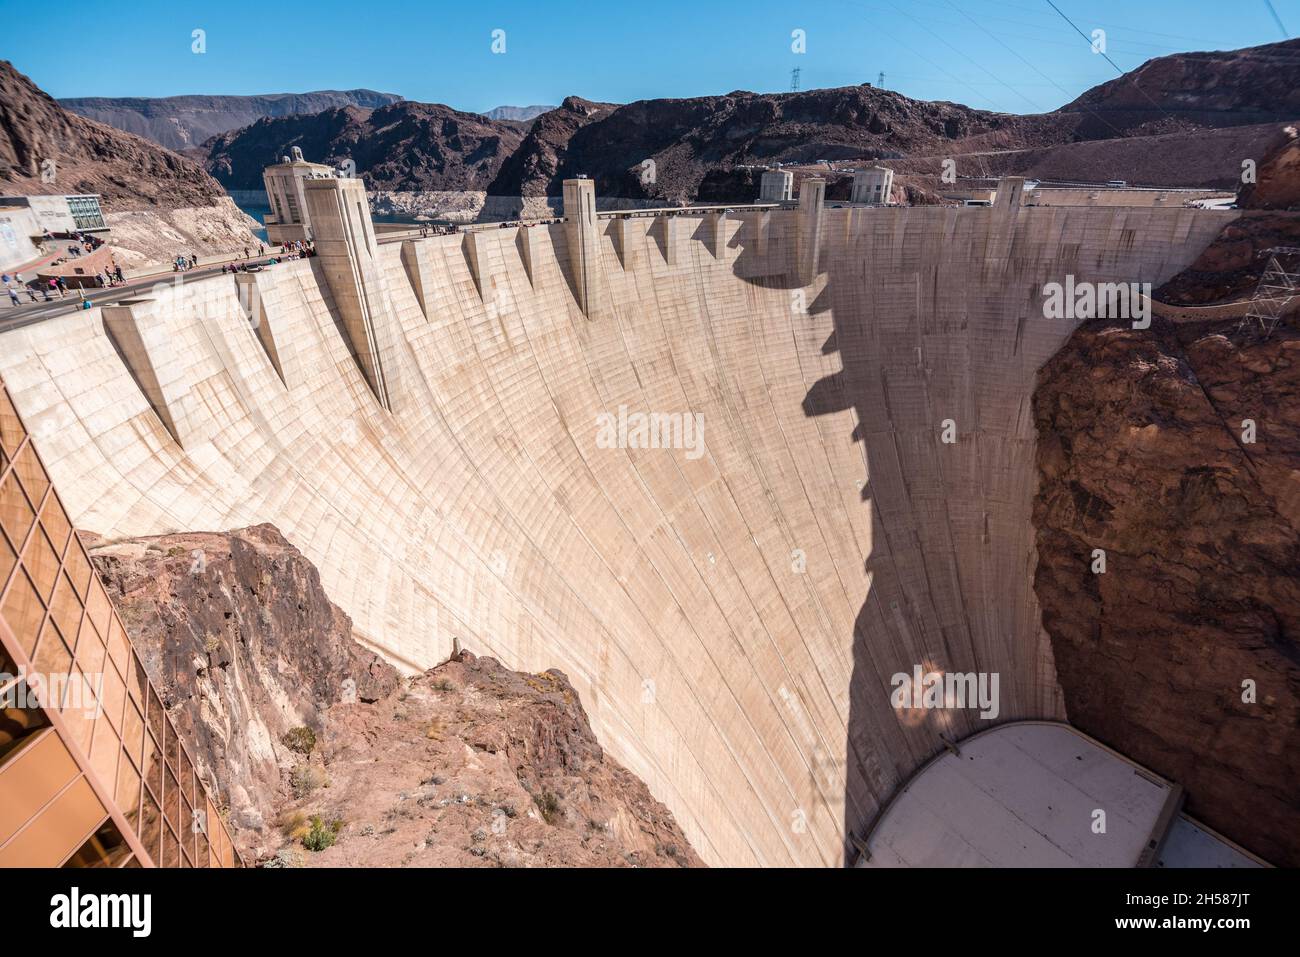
(941, 0, 1131, 137)
(899, 0, 1248, 48)
(834, 6, 1009, 110)
(882, 0, 1048, 110)
(1264, 0, 1290, 37)
(1040, 0, 1190, 124)
(1043, 0, 1128, 76)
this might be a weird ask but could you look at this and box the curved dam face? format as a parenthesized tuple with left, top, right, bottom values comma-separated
(0, 196, 1230, 866)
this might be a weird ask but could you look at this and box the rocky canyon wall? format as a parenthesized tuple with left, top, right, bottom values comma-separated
(1033, 314, 1300, 866)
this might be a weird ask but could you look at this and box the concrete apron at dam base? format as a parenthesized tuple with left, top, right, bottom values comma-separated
(0, 180, 1235, 867)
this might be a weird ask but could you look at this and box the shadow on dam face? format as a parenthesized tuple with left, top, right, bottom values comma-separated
(0, 202, 1234, 865)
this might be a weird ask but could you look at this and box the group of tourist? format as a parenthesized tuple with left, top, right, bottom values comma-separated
(92, 263, 127, 288)
(5, 235, 320, 311)
(4, 229, 300, 312)
(275, 240, 311, 257)
(61, 232, 104, 259)
(4, 271, 69, 306)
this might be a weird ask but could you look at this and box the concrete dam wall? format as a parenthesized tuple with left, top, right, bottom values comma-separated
(0, 197, 1232, 866)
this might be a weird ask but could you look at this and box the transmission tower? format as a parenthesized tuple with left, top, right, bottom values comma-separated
(1239, 247, 1300, 338)
(791, 67, 800, 92)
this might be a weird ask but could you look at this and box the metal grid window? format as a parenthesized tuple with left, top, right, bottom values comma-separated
(65, 196, 106, 231)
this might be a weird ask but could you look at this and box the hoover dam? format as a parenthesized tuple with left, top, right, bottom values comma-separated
(0, 177, 1236, 867)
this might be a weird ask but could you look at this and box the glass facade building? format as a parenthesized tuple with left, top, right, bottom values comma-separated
(65, 195, 107, 232)
(0, 377, 241, 867)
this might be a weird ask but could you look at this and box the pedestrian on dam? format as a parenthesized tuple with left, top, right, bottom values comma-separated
(7, 287, 19, 307)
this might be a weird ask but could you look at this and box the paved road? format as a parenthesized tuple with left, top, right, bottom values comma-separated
(0, 259, 277, 334)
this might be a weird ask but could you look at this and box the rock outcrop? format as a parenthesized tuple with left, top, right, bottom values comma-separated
(1032, 315, 1300, 866)
(0, 61, 226, 211)
(1155, 124, 1300, 306)
(100, 198, 264, 269)
(1238, 125, 1300, 212)
(1059, 37, 1300, 138)
(204, 102, 526, 192)
(90, 525, 399, 857)
(490, 85, 1060, 204)
(275, 652, 703, 867)
(487, 96, 618, 197)
(1155, 211, 1300, 306)
(90, 524, 702, 867)
(888, 122, 1284, 193)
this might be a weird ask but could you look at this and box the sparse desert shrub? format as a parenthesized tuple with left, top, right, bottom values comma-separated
(279, 809, 310, 841)
(533, 790, 561, 825)
(261, 848, 303, 868)
(302, 815, 342, 852)
(281, 726, 316, 755)
(290, 763, 328, 798)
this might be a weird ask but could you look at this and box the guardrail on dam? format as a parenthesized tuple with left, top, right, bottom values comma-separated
(0, 178, 1235, 866)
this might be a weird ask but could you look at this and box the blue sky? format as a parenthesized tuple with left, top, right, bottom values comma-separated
(3, 0, 1294, 114)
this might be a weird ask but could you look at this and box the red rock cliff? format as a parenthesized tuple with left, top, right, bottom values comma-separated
(1033, 316, 1300, 866)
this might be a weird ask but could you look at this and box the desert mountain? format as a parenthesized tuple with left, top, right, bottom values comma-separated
(0, 60, 225, 210)
(492, 39, 1300, 202)
(198, 38, 1300, 205)
(504, 85, 1073, 202)
(205, 101, 526, 192)
(60, 89, 403, 151)
(488, 96, 619, 196)
(1058, 37, 1300, 138)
